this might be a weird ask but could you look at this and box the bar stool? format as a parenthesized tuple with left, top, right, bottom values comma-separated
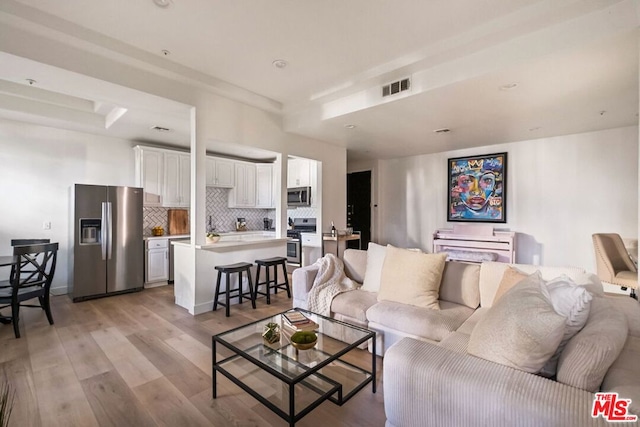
(213, 262, 255, 317)
(254, 257, 290, 304)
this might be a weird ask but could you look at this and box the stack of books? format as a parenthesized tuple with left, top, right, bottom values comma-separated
(282, 310, 318, 331)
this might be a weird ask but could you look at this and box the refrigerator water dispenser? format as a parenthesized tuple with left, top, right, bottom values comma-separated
(80, 218, 101, 245)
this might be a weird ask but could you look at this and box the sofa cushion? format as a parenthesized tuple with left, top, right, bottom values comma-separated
(377, 246, 446, 310)
(456, 307, 490, 335)
(493, 266, 528, 304)
(438, 331, 471, 354)
(468, 274, 566, 373)
(366, 300, 474, 342)
(439, 261, 480, 309)
(540, 275, 593, 377)
(330, 289, 378, 323)
(478, 262, 586, 308)
(601, 335, 640, 416)
(557, 295, 628, 392)
(607, 295, 640, 337)
(360, 243, 386, 292)
(343, 249, 367, 284)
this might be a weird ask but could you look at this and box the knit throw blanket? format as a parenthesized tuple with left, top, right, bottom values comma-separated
(307, 253, 357, 316)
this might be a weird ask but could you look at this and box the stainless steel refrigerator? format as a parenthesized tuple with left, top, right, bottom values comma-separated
(69, 184, 144, 302)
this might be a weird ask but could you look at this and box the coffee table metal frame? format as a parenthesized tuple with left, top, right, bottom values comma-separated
(212, 308, 376, 427)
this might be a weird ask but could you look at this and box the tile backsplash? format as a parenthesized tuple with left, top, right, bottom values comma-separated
(144, 188, 317, 235)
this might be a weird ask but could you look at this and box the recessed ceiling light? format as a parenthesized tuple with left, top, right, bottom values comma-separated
(25, 78, 37, 85)
(599, 110, 606, 116)
(499, 83, 519, 91)
(152, 0, 172, 8)
(272, 59, 288, 69)
(433, 128, 451, 134)
(344, 124, 356, 129)
(161, 49, 171, 56)
(529, 126, 542, 131)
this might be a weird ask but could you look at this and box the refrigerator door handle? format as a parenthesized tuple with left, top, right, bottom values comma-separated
(107, 202, 113, 260)
(101, 202, 108, 260)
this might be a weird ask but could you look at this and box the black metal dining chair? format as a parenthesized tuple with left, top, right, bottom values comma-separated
(0, 242, 58, 338)
(10, 239, 50, 246)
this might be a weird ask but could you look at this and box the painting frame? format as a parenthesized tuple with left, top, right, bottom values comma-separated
(447, 152, 507, 223)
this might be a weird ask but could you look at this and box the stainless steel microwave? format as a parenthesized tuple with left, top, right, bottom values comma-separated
(287, 186, 311, 207)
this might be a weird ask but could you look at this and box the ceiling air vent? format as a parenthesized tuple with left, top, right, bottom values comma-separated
(150, 126, 172, 133)
(382, 77, 411, 97)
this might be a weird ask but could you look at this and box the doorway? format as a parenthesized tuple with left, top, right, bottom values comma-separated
(347, 170, 371, 250)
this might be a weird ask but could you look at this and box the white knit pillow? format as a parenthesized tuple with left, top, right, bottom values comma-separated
(540, 275, 593, 377)
(361, 242, 387, 292)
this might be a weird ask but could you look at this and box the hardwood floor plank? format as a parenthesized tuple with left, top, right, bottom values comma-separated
(128, 330, 210, 398)
(57, 324, 113, 381)
(81, 370, 157, 427)
(91, 327, 163, 388)
(133, 377, 212, 427)
(32, 363, 99, 427)
(0, 357, 41, 427)
(164, 333, 213, 376)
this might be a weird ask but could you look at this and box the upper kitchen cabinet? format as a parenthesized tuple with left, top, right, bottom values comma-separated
(163, 152, 190, 207)
(228, 162, 256, 208)
(135, 146, 163, 206)
(135, 145, 189, 208)
(287, 158, 312, 188)
(255, 164, 274, 208)
(205, 157, 235, 188)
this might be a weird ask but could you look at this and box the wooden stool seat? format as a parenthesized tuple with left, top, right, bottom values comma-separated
(213, 262, 255, 317)
(254, 257, 290, 304)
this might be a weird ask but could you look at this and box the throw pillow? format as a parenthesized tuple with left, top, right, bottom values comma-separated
(539, 275, 593, 377)
(467, 273, 566, 373)
(493, 266, 529, 304)
(377, 245, 446, 310)
(556, 296, 628, 392)
(360, 242, 387, 292)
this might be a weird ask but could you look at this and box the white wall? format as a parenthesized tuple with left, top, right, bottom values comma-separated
(0, 119, 136, 294)
(376, 126, 638, 272)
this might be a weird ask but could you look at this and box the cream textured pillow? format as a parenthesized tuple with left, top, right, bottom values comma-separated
(540, 275, 593, 377)
(377, 245, 446, 310)
(467, 273, 566, 373)
(493, 266, 528, 304)
(556, 296, 628, 392)
(361, 242, 387, 292)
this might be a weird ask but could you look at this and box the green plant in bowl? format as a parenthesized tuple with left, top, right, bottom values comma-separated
(290, 331, 317, 350)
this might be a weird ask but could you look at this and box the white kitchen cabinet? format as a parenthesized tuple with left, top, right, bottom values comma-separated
(255, 164, 274, 208)
(206, 157, 235, 188)
(145, 239, 168, 284)
(309, 160, 318, 207)
(287, 158, 312, 188)
(135, 147, 163, 206)
(163, 152, 190, 207)
(228, 162, 256, 207)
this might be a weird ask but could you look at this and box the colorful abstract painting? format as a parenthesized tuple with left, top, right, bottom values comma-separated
(448, 152, 507, 222)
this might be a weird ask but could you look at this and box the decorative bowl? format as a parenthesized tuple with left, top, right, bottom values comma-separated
(206, 235, 220, 244)
(151, 227, 164, 236)
(290, 331, 317, 350)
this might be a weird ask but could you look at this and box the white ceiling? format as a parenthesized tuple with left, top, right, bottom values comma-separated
(0, 0, 637, 161)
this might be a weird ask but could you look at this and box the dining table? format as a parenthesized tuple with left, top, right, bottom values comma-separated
(0, 255, 18, 324)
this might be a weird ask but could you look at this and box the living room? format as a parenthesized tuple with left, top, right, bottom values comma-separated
(0, 1, 638, 426)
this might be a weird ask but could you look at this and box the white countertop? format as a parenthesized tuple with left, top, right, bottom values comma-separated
(172, 235, 289, 251)
(144, 230, 275, 240)
(144, 234, 190, 240)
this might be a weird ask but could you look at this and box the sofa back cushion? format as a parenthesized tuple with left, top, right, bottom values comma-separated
(556, 295, 628, 392)
(468, 273, 567, 373)
(343, 249, 368, 284)
(439, 261, 480, 309)
(377, 246, 447, 310)
(478, 262, 586, 308)
(360, 243, 386, 292)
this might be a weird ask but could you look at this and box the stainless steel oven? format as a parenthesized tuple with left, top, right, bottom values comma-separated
(287, 218, 316, 266)
(287, 232, 302, 266)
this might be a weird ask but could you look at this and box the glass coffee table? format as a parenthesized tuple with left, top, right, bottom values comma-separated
(212, 308, 376, 426)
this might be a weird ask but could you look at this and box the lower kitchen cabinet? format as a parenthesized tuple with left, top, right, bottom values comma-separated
(145, 239, 168, 284)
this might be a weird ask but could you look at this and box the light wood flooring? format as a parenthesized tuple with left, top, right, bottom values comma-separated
(0, 286, 385, 426)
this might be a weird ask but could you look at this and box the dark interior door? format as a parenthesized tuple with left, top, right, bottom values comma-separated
(347, 170, 371, 250)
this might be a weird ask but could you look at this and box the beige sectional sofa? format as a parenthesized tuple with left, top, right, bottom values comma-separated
(292, 247, 640, 426)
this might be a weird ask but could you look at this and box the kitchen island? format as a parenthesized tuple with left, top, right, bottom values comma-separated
(172, 232, 289, 315)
